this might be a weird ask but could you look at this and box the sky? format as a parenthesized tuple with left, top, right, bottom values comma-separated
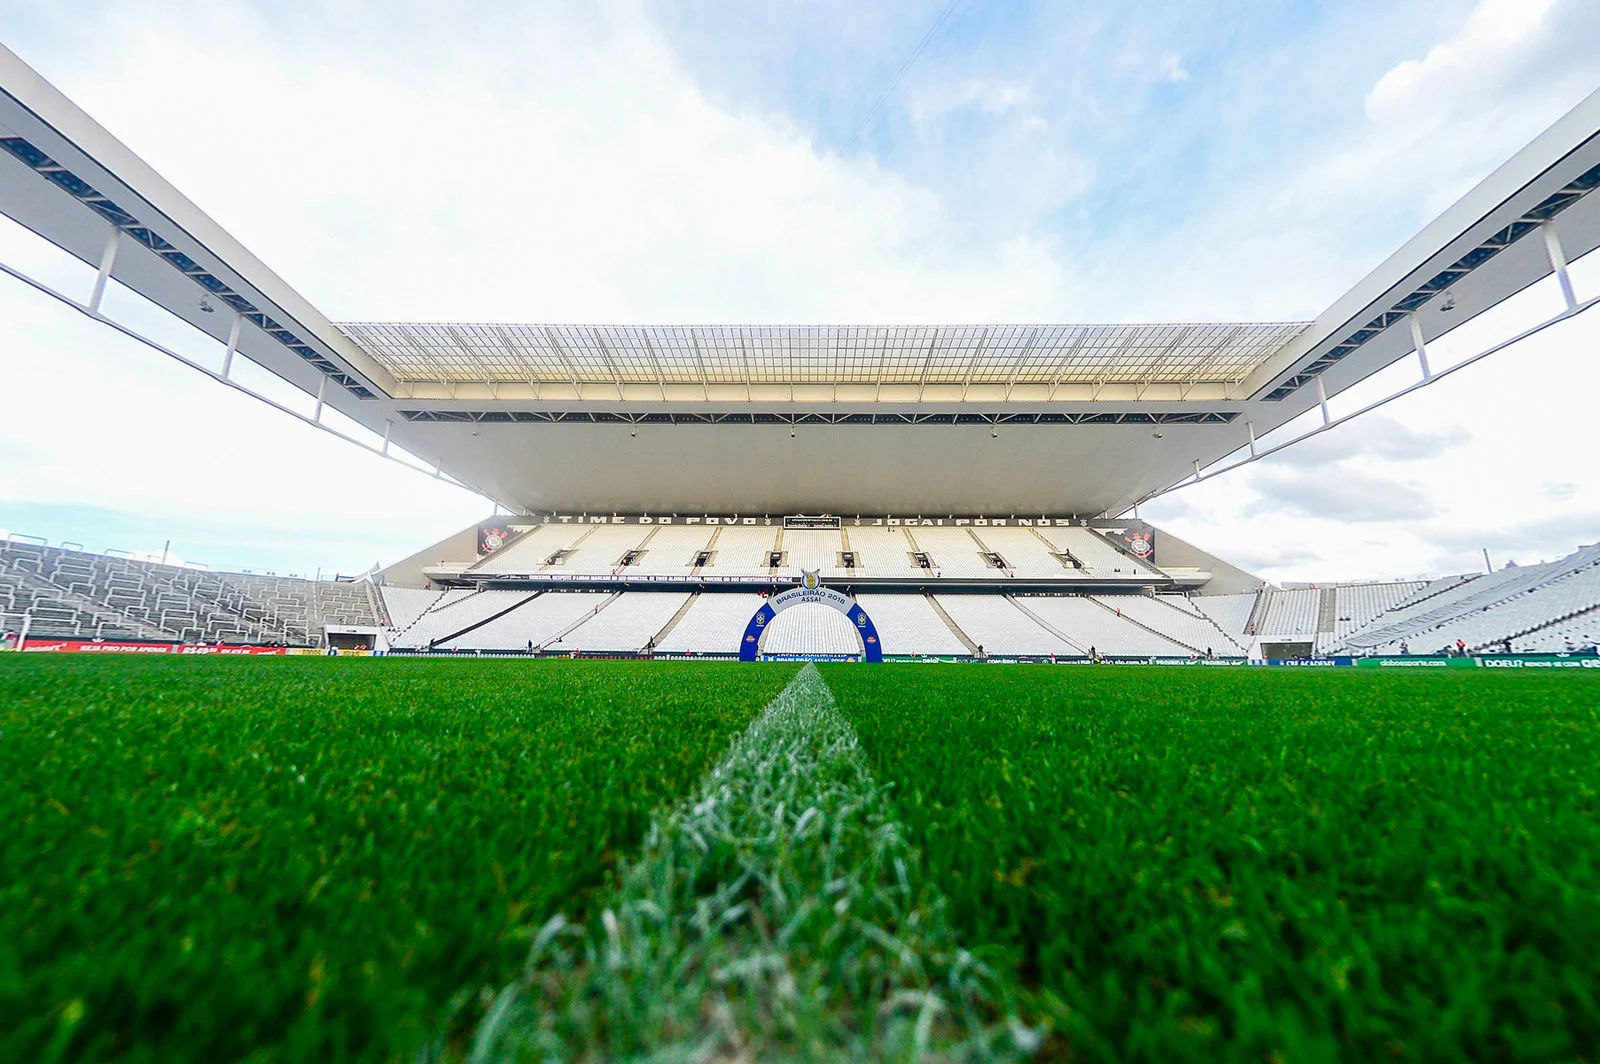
(1, 0, 1598, 580)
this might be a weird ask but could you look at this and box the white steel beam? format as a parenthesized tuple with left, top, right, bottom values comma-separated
(1131, 289, 1600, 508)
(87, 225, 119, 313)
(222, 311, 242, 380)
(1409, 314, 1432, 381)
(0, 252, 503, 507)
(1542, 221, 1579, 312)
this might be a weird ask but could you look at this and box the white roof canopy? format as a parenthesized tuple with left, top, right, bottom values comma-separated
(338, 321, 1308, 390)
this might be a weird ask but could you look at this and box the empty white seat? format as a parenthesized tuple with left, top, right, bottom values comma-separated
(854, 593, 969, 655)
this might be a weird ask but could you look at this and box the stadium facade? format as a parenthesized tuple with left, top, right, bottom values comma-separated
(3, 44, 1600, 662)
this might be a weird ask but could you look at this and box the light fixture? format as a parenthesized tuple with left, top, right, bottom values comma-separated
(199, 296, 215, 313)
(790, 426, 796, 438)
(991, 428, 998, 438)
(1441, 291, 1457, 312)
(630, 426, 637, 437)
(1152, 431, 1164, 439)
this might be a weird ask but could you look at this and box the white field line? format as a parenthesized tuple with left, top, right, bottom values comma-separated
(468, 664, 1036, 1062)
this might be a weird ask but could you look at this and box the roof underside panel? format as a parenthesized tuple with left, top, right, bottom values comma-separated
(336, 322, 1309, 387)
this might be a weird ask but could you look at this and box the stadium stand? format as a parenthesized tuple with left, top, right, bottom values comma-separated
(1331, 581, 1428, 643)
(630, 524, 717, 576)
(389, 589, 535, 649)
(1189, 592, 1257, 637)
(761, 601, 865, 656)
(1035, 526, 1158, 576)
(1093, 594, 1244, 653)
(449, 591, 617, 651)
(2, 540, 375, 645)
(653, 592, 767, 654)
(780, 529, 850, 580)
(853, 593, 972, 656)
(933, 595, 1075, 656)
(703, 526, 783, 578)
(467, 524, 576, 575)
(549, 592, 692, 652)
(856, 526, 922, 578)
(903, 527, 999, 579)
(380, 585, 445, 634)
(1258, 587, 1322, 637)
(1336, 545, 1600, 654)
(1512, 609, 1600, 653)
(556, 525, 660, 576)
(1022, 596, 1190, 657)
(970, 527, 1076, 579)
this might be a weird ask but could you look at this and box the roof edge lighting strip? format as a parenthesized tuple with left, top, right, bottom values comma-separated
(0, 134, 377, 400)
(1261, 158, 1600, 402)
(395, 410, 1240, 425)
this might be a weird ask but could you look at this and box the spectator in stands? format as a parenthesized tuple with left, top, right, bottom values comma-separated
(1090, 644, 1099, 663)
(1206, 646, 1214, 659)
(1455, 638, 1467, 657)
(1400, 641, 1410, 656)
(976, 643, 985, 658)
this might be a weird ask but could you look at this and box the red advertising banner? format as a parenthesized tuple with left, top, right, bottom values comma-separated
(21, 639, 290, 655)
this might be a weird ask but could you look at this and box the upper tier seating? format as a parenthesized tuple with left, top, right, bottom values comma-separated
(466, 524, 576, 575)
(853, 526, 921, 578)
(630, 524, 718, 576)
(780, 529, 851, 580)
(968, 527, 1078, 579)
(702, 526, 783, 578)
(906, 527, 1005, 578)
(1034, 526, 1159, 576)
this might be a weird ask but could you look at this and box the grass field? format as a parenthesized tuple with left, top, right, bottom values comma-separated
(0, 656, 795, 1063)
(5, 656, 1599, 1061)
(824, 665, 1600, 1061)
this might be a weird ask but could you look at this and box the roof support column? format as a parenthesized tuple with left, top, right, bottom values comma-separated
(1542, 221, 1578, 312)
(1408, 314, 1431, 381)
(381, 419, 392, 455)
(221, 311, 242, 380)
(87, 225, 119, 313)
(312, 374, 328, 423)
(1315, 375, 1330, 424)
(1246, 421, 1258, 457)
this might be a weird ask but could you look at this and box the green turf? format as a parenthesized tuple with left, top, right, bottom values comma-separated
(0, 655, 796, 1063)
(822, 664, 1600, 1062)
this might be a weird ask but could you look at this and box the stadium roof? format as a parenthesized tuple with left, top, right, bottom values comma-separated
(338, 322, 1310, 400)
(2, 43, 1599, 516)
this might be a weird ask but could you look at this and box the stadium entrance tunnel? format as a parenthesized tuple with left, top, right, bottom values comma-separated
(740, 582, 883, 662)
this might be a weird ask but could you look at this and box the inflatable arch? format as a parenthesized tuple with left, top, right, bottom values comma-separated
(739, 573, 883, 662)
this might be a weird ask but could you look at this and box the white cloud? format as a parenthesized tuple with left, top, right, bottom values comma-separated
(1365, 0, 1558, 128)
(1158, 51, 1189, 84)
